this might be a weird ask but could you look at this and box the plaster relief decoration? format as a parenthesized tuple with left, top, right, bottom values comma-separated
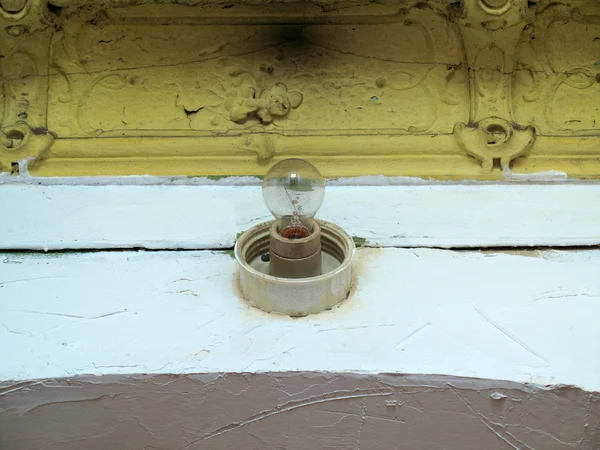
(451, 0, 536, 172)
(0, 0, 598, 177)
(0, 122, 54, 173)
(224, 79, 303, 124)
(48, 6, 462, 136)
(0, 0, 57, 173)
(513, 6, 600, 135)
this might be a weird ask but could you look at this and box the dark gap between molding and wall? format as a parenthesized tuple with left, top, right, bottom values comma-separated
(1, 245, 599, 255)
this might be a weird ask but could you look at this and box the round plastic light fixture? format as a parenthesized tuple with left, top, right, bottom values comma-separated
(235, 158, 355, 317)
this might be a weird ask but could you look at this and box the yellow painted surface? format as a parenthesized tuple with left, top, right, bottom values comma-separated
(0, 0, 599, 178)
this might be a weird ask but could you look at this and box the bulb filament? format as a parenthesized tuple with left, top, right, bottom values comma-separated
(281, 179, 310, 239)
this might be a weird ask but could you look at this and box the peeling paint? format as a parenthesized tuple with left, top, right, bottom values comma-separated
(490, 391, 508, 400)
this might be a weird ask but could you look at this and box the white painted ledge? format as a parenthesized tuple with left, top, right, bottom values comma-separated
(2, 248, 599, 392)
(1, 182, 600, 249)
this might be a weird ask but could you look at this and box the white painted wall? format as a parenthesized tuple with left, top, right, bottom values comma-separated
(2, 248, 599, 392)
(1, 181, 600, 250)
(2, 180, 599, 449)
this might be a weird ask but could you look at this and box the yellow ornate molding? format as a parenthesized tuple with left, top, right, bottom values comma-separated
(1, 0, 599, 178)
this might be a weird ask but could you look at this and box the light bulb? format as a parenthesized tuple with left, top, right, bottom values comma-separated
(262, 159, 325, 239)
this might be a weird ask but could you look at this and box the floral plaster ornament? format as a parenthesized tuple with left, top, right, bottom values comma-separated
(225, 83, 303, 124)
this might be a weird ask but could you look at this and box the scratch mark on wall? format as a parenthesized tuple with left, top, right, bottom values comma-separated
(524, 426, 583, 447)
(8, 310, 128, 320)
(320, 408, 406, 425)
(472, 306, 549, 365)
(581, 393, 599, 447)
(20, 394, 114, 415)
(162, 289, 197, 297)
(2, 324, 35, 337)
(447, 383, 534, 450)
(92, 364, 142, 370)
(533, 292, 600, 302)
(241, 324, 263, 336)
(0, 276, 69, 286)
(133, 415, 161, 440)
(308, 412, 353, 429)
(192, 312, 227, 332)
(317, 324, 397, 333)
(0, 381, 44, 396)
(355, 401, 367, 450)
(394, 322, 431, 348)
(271, 377, 343, 398)
(409, 250, 422, 259)
(180, 389, 393, 448)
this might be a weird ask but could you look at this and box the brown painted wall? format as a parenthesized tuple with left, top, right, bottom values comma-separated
(1, 373, 598, 449)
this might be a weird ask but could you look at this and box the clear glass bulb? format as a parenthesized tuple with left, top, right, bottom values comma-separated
(262, 159, 325, 239)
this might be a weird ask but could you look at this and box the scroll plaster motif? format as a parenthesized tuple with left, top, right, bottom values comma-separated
(0, 122, 54, 172)
(452, 0, 536, 172)
(0, 0, 57, 173)
(2, 0, 597, 178)
(47, 6, 464, 139)
(513, 6, 600, 135)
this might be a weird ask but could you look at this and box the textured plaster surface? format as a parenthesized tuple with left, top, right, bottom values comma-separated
(1, 248, 599, 392)
(1, 373, 599, 449)
(1, 0, 600, 178)
(2, 183, 600, 250)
